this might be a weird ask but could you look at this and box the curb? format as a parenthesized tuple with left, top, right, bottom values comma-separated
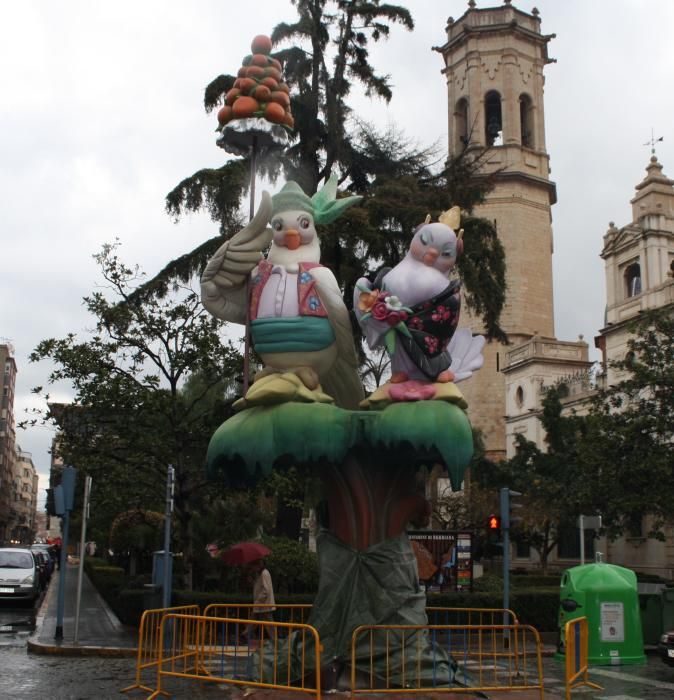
(27, 638, 137, 657)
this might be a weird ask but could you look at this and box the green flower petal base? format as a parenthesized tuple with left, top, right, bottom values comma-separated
(207, 400, 473, 492)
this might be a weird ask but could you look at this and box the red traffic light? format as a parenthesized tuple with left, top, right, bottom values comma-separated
(488, 514, 501, 531)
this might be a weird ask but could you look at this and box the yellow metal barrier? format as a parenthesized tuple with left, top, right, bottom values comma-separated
(203, 604, 514, 627)
(121, 604, 199, 695)
(122, 603, 522, 697)
(350, 623, 545, 698)
(426, 607, 519, 626)
(147, 613, 322, 700)
(564, 617, 602, 699)
(203, 602, 312, 626)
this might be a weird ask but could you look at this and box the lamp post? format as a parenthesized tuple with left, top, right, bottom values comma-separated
(162, 465, 175, 609)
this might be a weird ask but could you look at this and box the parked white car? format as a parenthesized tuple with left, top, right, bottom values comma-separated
(0, 547, 40, 602)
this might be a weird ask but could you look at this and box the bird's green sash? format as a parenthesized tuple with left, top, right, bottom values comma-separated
(251, 316, 335, 353)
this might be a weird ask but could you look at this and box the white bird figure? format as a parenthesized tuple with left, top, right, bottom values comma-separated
(354, 208, 484, 402)
(201, 176, 364, 410)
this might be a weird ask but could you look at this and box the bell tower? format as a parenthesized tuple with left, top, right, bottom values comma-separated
(436, 0, 557, 459)
(596, 154, 674, 386)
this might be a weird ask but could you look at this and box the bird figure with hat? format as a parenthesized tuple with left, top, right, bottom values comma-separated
(201, 176, 364, 410)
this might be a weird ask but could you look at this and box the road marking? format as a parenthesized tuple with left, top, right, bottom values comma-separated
(591, 667, 674, 691)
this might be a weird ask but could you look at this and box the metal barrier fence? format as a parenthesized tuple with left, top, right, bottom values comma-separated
(350, 623, 545, 698)
(122, 604, 524, 698)
(121, 604, 199, 695)
(564, 617, 602, 699)
(203, 602, 312, 626)
(427, 606, 519, 626)
(147, 613, 322, 700)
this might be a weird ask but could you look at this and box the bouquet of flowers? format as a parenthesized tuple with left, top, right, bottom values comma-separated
(356, 284, 412, 354)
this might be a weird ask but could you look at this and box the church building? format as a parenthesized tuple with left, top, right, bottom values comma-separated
(435, 1, 674, 576)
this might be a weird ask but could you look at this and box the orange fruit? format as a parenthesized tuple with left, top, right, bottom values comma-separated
(251, 35, 273, 55)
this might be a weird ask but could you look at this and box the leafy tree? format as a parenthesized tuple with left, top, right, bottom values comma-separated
(190, 490, 275, 591)
(143, 2, 507, 341)
(468, 309, 673, 568)
(477, 386, 591, 573)
(109, 509, 164, 577)
(262, 534, 319, 595)
(150, 0, 414, 296)
(581, 308, 674, 539)
(25, 243, 244, 589)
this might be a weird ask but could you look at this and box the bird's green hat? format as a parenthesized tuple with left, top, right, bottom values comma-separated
(271, 181, 313, 217)
(271, 175, 362, 225)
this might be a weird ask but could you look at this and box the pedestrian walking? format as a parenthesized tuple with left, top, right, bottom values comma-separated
(247, 558, 275, 648)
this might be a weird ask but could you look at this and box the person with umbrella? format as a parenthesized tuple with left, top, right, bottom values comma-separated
(221, 542, 275, 648)
(240, 557, 275, 649)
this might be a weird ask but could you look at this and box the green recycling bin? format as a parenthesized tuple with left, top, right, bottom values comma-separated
(557, 562, 645, 665)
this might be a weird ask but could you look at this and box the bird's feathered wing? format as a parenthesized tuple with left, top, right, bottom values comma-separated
(310, 266, 365, 410)
(200, 192, 273, 324)
(448, 329, 485, 382)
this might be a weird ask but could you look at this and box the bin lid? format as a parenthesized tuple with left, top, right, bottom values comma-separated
(563, 562, 637, 594)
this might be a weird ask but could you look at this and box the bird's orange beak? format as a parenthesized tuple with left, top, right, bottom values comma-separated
(284, 229, 301, 250)
(423, 248, 439, 266)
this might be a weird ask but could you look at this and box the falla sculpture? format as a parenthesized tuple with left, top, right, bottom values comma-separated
(199, 33, 484, 695)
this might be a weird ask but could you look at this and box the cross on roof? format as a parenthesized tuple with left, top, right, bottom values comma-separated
(643, 128, 664, 155)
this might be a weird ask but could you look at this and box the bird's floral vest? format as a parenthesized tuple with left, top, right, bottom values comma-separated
(249, 260, 328, 320)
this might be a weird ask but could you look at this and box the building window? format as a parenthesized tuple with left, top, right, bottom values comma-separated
(627, 514, 643, 538)
(557, 526, 596, 559)
(485, 91, 503, 146)
(515, 540, 530, 559)
(454, 98, 469, 150)
(515, 386, 525, 408)
(519, 93, 534, 148)
(624, 261, 642, 297)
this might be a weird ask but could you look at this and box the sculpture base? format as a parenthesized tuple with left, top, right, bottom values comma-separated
(251, 531, 457, 691)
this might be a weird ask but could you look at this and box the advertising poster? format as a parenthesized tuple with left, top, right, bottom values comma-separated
(407, 530, 473, 592)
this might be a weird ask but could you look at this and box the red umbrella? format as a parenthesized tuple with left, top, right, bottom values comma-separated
(221, 541, 271, 566)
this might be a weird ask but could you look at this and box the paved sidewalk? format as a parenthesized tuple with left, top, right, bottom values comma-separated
(28, 561, 137, 656)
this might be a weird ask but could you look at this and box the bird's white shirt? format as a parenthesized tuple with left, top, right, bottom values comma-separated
(256, 265, 300, 318)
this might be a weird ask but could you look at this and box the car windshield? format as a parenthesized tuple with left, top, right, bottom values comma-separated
(0, 551, 34, 569)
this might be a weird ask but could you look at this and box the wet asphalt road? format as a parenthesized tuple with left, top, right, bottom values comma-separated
(0, 643, 673, 700)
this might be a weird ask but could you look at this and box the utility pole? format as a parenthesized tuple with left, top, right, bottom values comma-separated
(54, 466, 77, 640)
(74, 475, 92, 643)
(500, 487, 522, 648)
(162, 465, 175, 609)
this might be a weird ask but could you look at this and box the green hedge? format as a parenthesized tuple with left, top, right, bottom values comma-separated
(426, 588, 560, 632)
(512, 574, 561, 588)
(84, 557, 147, 625)
(84, 554, 561, 632)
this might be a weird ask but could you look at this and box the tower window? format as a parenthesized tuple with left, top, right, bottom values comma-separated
(484, 91, 503, 146)
(454, 98, 469, 150)
(624, 261, 642, 297)
(519, 93, 534, 148)
(515, 386, 524, 408)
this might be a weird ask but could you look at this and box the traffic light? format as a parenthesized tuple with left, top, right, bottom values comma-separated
(500, 487, 523, 529)
(487, 514, 502, 532)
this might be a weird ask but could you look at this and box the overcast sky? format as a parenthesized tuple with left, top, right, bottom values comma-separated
(2, 0, 673, 505)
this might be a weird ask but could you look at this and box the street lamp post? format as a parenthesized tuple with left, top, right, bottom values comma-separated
(162, 465, 175, 609)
